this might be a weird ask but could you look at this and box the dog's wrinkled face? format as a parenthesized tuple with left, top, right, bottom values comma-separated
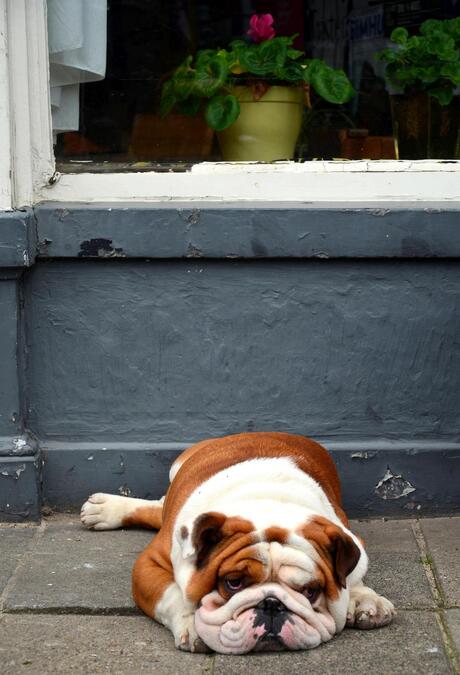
(183, 513, 361, 654)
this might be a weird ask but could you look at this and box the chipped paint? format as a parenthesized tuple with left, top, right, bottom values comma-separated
(118, 485, 132, 497)
(78, 238, 126, 258)
(12, 438, 27, 451)
(186, 243, 203, 258)
(0, 463, 26, 479)
(375, 467, 416, 500)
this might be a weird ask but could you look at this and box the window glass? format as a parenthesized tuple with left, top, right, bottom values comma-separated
(53, 0, 460, 171)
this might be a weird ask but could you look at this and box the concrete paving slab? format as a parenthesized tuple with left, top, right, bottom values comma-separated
(0, 614, 211, 675)
(351, 519, 434, 609)
(446, 609, 460, 655)
(0, 525, 37, 594)
(214, 611, 450, 675)
(3, 515, 152, 612)
(420, 517, 460, 606)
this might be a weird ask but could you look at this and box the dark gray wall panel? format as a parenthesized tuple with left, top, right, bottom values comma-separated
(0, 281, 21, 436)
(41, 442, 460, 518)
(25, 259, 460, 443)
(0, 455, 41, 521)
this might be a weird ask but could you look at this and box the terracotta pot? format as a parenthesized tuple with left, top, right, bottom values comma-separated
(390, 93, 460, 159)
(130, 113, 214, 161)
(218, 86, 304, 162)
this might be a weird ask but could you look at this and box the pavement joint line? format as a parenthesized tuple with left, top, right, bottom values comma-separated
(4, 606, 142, 616)
(411, 520, 445, 607)
(0, 519, 47, 614)
(202, 654, 216, 674)
(412, 519, 460, 674)
(3, 606, 455, 616)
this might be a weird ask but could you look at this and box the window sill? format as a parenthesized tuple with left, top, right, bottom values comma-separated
(40, 160, 460, 205)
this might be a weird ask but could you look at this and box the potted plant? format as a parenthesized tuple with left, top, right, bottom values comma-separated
(375, 18, 460, 159)
(160, 14, 354, 162)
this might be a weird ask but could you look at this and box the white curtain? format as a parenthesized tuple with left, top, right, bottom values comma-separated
(47, 0, 107, 136)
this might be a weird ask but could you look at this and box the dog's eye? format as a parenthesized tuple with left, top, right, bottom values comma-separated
(304, 585, 320, 604)
(224, 577, 244, 593)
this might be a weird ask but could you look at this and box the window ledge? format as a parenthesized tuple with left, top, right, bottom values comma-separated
(34, 202, 460, 260)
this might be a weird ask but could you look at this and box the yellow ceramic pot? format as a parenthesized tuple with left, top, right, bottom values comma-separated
(218, 86, 303, 162)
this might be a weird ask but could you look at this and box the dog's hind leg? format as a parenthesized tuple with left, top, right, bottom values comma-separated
(80, 493, 164, 530)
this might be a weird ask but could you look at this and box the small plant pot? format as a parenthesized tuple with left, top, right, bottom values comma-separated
(218, 86, 304, 162)
(390, 93, 460, 159)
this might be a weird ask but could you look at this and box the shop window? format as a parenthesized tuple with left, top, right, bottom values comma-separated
(51, 0, 460, 172)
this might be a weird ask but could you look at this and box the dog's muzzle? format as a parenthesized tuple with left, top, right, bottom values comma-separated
(194, 583, 336, 654)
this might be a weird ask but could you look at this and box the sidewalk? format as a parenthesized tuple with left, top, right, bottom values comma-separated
(0, 514, 459, 675)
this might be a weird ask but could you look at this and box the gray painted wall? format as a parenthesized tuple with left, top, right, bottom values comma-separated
(26, 259, 460, 442)
(1, 204, 459, 520)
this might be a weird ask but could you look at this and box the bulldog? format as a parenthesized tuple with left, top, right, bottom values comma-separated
(80, 432, 395, 653)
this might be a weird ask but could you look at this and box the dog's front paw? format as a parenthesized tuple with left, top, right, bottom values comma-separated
(346, 585, 395, 630)
(173, 616, 211, 653)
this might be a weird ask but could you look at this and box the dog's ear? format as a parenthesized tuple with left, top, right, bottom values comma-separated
(299, 517, 361, 589)
(327, 527, 361, 588)
(180, 512, 254, 567)
(180, 512, 227, 566)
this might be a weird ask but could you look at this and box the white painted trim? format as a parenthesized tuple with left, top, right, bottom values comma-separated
(0, 0, 11, 210)
(6, 0, 54, 208)
(40, 160, 460, 204)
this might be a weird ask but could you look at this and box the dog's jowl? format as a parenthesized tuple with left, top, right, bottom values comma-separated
(81, 432, 395, 654)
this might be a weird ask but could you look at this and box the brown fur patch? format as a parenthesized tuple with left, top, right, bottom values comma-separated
(298, 516, 361, 598)
(186, 531, 257, 603)
(263, 526, 289, 544)
(217, 546, 267, 599)
(122, 505, 162, 530)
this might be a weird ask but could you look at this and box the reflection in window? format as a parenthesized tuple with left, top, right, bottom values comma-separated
(53, 0, 460, 170)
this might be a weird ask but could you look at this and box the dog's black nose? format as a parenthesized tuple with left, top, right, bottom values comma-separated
(257, 596, 286, 614)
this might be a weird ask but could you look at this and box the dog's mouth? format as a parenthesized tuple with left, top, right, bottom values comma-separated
(252, 634, 285, 652)
(194, 583, 336, 654)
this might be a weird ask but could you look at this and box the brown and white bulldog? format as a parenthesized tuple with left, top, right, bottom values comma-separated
(81, 432, 395, 653)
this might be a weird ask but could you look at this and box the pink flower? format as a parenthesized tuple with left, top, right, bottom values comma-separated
(247, 14, 275, 43)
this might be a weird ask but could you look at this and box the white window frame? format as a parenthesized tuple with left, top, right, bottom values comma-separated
(1, 0, 460, 211)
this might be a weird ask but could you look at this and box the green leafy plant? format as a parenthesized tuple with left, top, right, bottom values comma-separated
(375, 17, 460, 105)
(160, 14, 355, 131)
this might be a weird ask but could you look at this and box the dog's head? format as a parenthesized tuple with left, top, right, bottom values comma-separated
(179, 512, 365, 654)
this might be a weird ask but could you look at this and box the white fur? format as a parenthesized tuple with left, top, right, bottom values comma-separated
(169, 458, 184, 484)
(155, 582, 198, 651)
(80, 492, 163, 530)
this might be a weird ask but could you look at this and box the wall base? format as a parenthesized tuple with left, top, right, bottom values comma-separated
(40, 439, 460, 520)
